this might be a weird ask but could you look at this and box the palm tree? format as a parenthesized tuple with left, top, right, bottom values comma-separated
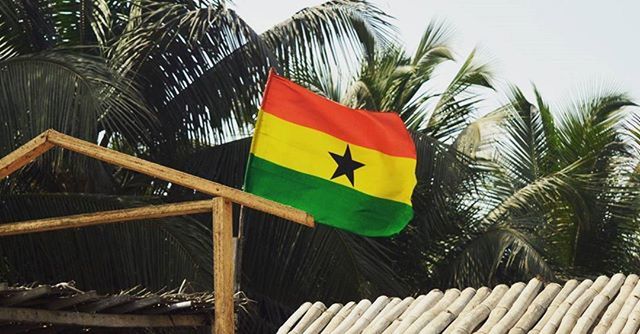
(434, 86, 639, 287)
(0, 0, 395, 331)
(287, 19, 640, 290)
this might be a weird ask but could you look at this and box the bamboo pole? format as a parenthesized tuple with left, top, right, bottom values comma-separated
(0, 200, 213, 236)
(593, 274, 639, 334)
(320, 302, 356, 334)
(619, 295, 640, 334)
(328, 299, 372, 334)
(399, 295, 426, 320)
(529, 279, 579, 334)
(279, 302, 314, 334)
(291, 302, 327, 334)
(489, 278, 542, 334)
(475, 282, 526, 334)
(538, 279, 594, 334)
(345, 296, 390, 334)
(392, 290, 444, 334)
(0, 131, 53, 178)
(419, 287, 476, 334)
(554, 275, 609, 334)
(364, 297, 411, 334)
(365, 297, 402, 333)
(46, 130, 314, 227)
(572, 273, 625, 334)
(386, 295, 425, 333)
(605, 279, 640, 334)
(381, 321, 400, 334)
(213, 198, 234, 334)
(305, 303, 344, 334)
(508, 282, 561, 334)
(449, 284, 509, 334)
(404, 289, 461, 334)
(443, 287, 491, 334)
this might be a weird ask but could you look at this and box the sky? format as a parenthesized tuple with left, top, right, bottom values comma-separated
(232, 0, 639, 107)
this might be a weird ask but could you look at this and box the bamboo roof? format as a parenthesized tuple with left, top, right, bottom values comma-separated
(278, 273, 640, 334)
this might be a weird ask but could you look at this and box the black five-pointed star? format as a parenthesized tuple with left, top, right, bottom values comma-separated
(329, 145, 365, 186)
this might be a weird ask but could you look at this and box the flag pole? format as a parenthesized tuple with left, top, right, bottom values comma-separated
(233, 67, 277, 292)
(234, 205, 246, 292)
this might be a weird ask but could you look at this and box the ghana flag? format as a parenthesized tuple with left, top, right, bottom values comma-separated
(244, 72, 417, 237)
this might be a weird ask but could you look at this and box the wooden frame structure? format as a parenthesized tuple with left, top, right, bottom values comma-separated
(0, 129, 315, 334)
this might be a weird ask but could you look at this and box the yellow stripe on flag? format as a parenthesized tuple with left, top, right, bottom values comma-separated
(251, 111, 416, 205)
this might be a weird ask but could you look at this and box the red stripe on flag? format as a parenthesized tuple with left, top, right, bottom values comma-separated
(261, 73, 416, 159)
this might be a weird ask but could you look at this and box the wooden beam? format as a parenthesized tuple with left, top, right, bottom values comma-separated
(46, 130, 314, 228)
(0, 200, 213, 237)
(0, 286, 53, 307)
(45, 291, 99, 311)
(0, 131, 54, 179)
(213, 198, 234, 334)
(0, 307, 207, 328)
(78, 295, 133, 313)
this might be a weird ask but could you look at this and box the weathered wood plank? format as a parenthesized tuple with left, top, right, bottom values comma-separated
(45, 292, 99, 311)
(0, 131, 54, 179)
(0, 307, 207, 327)
(0, 324, 57, 334)
(0, 286, 53, 307)
(107, 296, 162, 314)
(47, 130, 314, 227)
(0, 200, 212, 236)
(213, 198, 234, 334)
(78, 295, 133, 313)
(143, 300, 194, 314)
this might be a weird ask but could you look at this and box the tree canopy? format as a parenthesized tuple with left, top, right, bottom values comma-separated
(0, 1, 638, 332)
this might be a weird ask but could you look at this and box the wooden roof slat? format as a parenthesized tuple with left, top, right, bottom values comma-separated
(0, 286, 54, 307)
(0, 324, 59, 334)
(143, 300, 195, 314)
(77, 295, 134, 313)
(106, 296, 163, 314)
(0, 307, 207, 328)
(44, 291, 99, 311)
(0, 282, 224, 330)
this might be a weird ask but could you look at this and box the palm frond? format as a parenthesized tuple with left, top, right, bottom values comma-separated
(434, 227, 554, 287)
(421, 49, 493, 139)
(0, 194, 212, 292)
(0, 50, 157, 192)
(555, 88, 635, 164)
(388, 21, 453, 114)
(0, 0, 58, 55)
(110, 1, 275, 150)
(261, 0, 396, 75)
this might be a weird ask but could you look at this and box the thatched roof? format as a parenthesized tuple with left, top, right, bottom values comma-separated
(278, 273, 640, 334)
(0, 281, 226, 332)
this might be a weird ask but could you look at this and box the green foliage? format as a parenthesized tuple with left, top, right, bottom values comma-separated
(1, 1, 640, 332)
(0, 194, 212, 291)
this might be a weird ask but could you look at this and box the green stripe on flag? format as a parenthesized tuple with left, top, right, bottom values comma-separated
(245, 155, 414, 237)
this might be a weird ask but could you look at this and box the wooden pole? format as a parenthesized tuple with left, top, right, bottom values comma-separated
(0, 200, 213, 236)
(0, 131, 54, 178)
(213, 198, 234, 334)
(0, 307, 207, 327)
(46, 130, 314, 227)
